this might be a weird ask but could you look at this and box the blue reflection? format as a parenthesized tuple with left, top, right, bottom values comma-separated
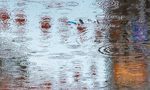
(131, 18, 148, 42)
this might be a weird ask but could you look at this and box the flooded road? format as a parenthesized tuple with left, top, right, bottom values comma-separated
(0, 0, 150, 90)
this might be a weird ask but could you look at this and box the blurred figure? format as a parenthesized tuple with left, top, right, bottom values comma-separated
(58, 66, 68, 90)
(40, 81, 52, 90)
(74, 62, 90, 89)
(77, 25, 86, 33)
(73, 65, 81, 82)
(94, 30, 102, 43)
(0, 9, 10, 24)
(40, 16, 51, 32)
(90, 61, 101, 90)
(15, 12, 27, 26)
(77, 19, 86, 33)
(58, 17, 70, 43)
(70, 61, 83, 90)
(94, 19, 105, 43)
(76, 19, 87, 43)
(0, 8, 10, 30)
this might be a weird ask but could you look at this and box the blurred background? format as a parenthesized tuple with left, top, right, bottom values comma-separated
(0, 0, 150, 90)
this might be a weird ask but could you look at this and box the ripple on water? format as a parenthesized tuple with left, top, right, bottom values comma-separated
(98, 43, 146, 57)
(12, 37, 32, 43)
(66, 1, 79, 7)
(98, 44, 120, 57)
(20, 60, 36, 67)
(48, 53, 74, 59)
(0, 44, 28, 59)
(67, 44, 80, 49)
(46, 1, 65, 8)
(71, 51, 87, 56)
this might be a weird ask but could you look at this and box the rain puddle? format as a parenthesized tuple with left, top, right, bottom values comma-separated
(0, 0, 150, 90)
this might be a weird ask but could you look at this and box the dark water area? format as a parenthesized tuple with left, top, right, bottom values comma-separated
(0, 0, 150, 90)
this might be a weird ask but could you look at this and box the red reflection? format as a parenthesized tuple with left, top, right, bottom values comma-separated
(15, 13, 26, 26)
(77, 24, 86, 33)
(0, 9, 10, 23)
(0, 9, 10, 30)
(76, 23, 87, 43)
(73, 63, 82, 82)
(41, 22, 51, 29)
(40, 16, 51, 32)
(41, 81, 52, 90)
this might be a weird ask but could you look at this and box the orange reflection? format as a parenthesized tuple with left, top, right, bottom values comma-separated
(114, 56, 147, 87)
(40, 16, 51, 32)
(109, 27, 122, 43)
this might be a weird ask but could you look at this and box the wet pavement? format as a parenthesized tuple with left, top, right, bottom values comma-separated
(0, 0, 150, 90)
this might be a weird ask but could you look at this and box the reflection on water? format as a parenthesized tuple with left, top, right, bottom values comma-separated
(14, 10, 27, 26)
(114, 56, 148, 89)
(0, 0, 150, 90)
(40, 16, 51, 33)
